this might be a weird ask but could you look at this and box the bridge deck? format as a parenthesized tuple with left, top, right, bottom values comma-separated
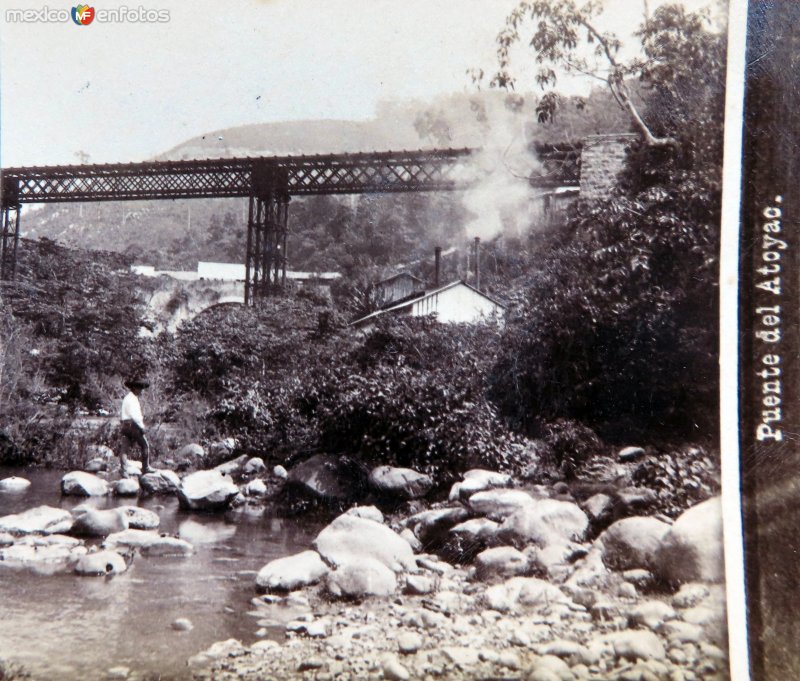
(1, 144, 579, 205)
(1, 148, 476, 204)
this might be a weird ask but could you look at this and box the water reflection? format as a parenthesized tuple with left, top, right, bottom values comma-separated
(0, 467, 322, 681)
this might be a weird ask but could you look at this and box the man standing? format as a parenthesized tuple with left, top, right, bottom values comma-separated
(119, 378, 151, 476)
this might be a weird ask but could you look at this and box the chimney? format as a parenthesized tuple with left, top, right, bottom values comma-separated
(434, 246, 442, 288)
(473, 237, 481, 290)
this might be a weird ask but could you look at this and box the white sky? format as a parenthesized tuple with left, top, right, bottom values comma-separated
(0, 0, 722, 167)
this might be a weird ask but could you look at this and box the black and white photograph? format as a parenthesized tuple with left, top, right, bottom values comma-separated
(0, 1, 764, 679)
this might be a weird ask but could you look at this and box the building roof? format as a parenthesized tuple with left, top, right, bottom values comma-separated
(376, 271, 425, 287)
(350, 280, 506, 327)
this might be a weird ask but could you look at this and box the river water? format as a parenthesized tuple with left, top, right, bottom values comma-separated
(0, 467, 322, 680)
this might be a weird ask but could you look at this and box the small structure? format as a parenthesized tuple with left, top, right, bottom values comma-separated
(133, 261, 340, 289)
(350, 280, 505, 330)
(374, 271, 425, 306)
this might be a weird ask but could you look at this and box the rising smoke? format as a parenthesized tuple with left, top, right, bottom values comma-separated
(452, 93, 544, 242)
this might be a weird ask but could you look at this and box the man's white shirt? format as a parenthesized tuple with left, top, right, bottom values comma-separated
(120, 392, 145, 429)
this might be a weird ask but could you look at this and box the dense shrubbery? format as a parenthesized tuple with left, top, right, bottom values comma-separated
(3, 238, 147, 408)
(631, 446, 721, 518)
(189, 312, 522, 484)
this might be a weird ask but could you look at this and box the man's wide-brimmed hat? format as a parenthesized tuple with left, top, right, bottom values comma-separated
(124, 378, 150, 390)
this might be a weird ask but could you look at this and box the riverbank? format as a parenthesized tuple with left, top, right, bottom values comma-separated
(183, 457, 728, 681)
(0, 442, 728, 681)
(189, 562, 728, 681)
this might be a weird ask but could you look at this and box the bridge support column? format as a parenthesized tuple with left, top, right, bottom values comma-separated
(245, 166, 290, 305)
(1, 179, 20, 282)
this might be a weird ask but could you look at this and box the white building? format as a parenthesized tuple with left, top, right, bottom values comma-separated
(350, 280, 505, 330)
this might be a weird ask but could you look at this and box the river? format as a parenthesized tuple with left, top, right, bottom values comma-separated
(0, 467, 322, 681)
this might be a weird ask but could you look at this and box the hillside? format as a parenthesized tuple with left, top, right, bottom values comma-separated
(19, 89, 631, 273)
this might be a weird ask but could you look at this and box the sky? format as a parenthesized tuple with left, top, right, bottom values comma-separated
(0, 0, 724, 167)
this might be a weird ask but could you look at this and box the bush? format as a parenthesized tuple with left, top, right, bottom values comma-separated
(314, 365, 520, 484)
(492, 171, 719, 442)
(539, 418, 603, 478)
(631, 446, 721, 518)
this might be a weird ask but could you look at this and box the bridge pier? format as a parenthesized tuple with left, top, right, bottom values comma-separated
(244, 165, 290, 304)
(1, 178, 20, 282)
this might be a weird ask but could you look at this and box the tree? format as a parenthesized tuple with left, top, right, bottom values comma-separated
(488, 2, 726, 442)
(484, 1, 723, 148)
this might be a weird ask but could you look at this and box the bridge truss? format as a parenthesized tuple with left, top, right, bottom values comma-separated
(0, 144, 579, 301)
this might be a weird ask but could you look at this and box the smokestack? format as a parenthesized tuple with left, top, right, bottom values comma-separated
(473, 237, 481, 290)
(434, 246, 442, 288)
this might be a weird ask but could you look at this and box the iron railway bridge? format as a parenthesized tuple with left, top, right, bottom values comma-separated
(0, 144, 579, 303)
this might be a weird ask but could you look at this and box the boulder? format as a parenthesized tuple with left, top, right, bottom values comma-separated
(456, 469, 513, 500)
(139, 469, 181, 495)
(286, 454, 367, 504)
(123, 460, 143, 477)
(313, 514, 416, 572)
(84, 457, 108, 473)
(61, 471, 109, 497)
(345, 505, 384, 524)
(618, 446, 646, 462)
(581, 493, 614, 524)
(74, 550, 128, 576)
(71, 507, 129, 537)
(214, 454, 250, 477)
(113, 478, 140, 496)
(599, 516, 671, 571)
(484, 576, 570, 612)
(0, 505, 73, 535)
(451, 517, 499, 543)
(244, 457, 267, 475)
(467, 489, 538, 521)
(614, 487, 658, 517)
(326, 557, 397, 598)
(177, 443, 205, 459)
(406, 507, 470, 547)
(442, 517, 500, 563)
(273, 464, 288, 479)
(0, 476, 31, 493)
(256, 550, 329, 592)
(654, 497, 724, 585)
(118, 506, 160, 530)
(565, 546, 610, 589)
(87, 444, 115, 459)
(368, 465, 434, 500)
(103, 529, 194, 556)
(672, 583, 710, 609)
(526, 542, 577, 577)
(0, 535, 87, 574)
(628, 600, 677, 630)
(245, 479, 267, 496)
(590, 629, 666, 661)
(496, 498, 589, 548)
(473, 546, 528, 581)
(177, 469, 239, 511)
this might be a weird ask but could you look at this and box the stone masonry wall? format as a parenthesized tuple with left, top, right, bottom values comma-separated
(579, 133, 638, 201)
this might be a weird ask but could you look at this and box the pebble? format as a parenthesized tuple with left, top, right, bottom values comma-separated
(405, 574, 435, 595)
(171, 618, 193, 631)
(510, 629, 531, 647)
(382, 657, 410, 681)
(297, 657, 325, 671)
(397, 632, 422, 654)
(498, 650, 521, 669)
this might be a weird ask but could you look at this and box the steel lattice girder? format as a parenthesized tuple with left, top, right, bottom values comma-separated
(0, 148, 478, 204)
